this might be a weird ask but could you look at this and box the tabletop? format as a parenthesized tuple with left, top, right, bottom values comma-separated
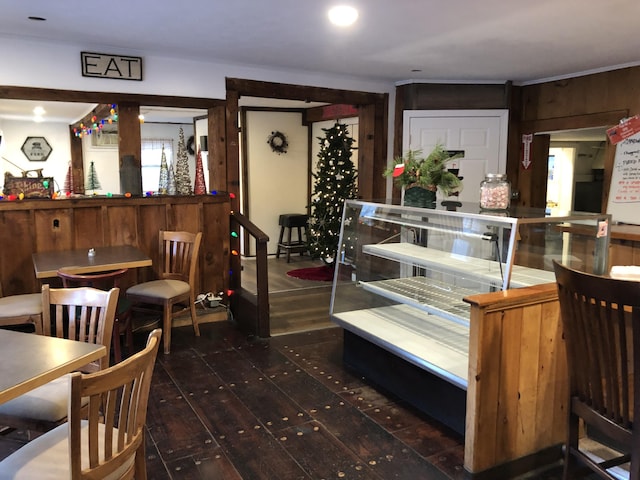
(0, 329, 106, 404)
(32, 244, 152, 279)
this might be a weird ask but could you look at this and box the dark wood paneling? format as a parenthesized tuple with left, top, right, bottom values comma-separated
(105, 205, 138, 246)
(208, 105, 227, 194)
(74, 206, 105, 248)
(398, 83, 511, 111)
(0, 195, 229, 296)
(0, 85, 224, 109)
(34, 208, 74, 253)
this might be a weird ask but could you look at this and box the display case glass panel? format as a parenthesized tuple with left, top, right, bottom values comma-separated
(330, 200, 611, 389)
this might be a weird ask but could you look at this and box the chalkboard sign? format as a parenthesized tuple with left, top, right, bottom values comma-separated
(606, 118, 640, 225)
(3, 171, 54, 198)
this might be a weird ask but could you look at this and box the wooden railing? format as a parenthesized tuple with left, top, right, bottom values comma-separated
(229, 212, 271, 337)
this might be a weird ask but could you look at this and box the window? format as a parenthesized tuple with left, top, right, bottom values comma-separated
(141, 138, 173, 193)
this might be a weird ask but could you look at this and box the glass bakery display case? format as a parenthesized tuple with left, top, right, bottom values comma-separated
(330, 200, 611, 391)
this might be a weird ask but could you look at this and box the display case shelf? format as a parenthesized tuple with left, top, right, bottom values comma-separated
(359, 277, 473, 325)
(332, 304, 469, 389)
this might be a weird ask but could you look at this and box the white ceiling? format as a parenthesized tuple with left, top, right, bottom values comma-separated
(1, 0, 638, 85)
(1, 0, 638, 127)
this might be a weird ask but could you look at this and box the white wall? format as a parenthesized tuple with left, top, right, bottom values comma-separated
(1, 36, 396, 198)
(245, 111, 308, 255)
(1, 36, 394, 111)
(0, 119, 71, 192)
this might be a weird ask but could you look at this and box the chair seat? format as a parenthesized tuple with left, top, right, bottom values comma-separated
(0, 420, 133, 479)
(0, 375, 88, 423)
(127, 279, 190, 300)
(0, 293, 42, 317)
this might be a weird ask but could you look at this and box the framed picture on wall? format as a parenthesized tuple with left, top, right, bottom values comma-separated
(21, 136, 52, 162)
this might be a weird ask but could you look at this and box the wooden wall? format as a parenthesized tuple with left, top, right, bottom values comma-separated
(0, 195, 230, 297)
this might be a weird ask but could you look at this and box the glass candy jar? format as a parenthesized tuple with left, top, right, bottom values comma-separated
(480, 173, 511, 210)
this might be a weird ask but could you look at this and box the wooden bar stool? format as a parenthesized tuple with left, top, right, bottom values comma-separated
(276, 213, 309, 263)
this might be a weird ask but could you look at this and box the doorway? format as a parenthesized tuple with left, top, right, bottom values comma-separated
(543, 127, 608, 214)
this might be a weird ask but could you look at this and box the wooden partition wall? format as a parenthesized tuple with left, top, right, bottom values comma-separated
(464, 283, 565, 477)
(0, 195, 230, 297)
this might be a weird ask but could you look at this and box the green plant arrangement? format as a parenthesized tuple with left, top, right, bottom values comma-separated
(384, 144, 463, 195)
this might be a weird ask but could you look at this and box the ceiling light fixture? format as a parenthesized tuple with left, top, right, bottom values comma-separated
(328, 6, 358, 27)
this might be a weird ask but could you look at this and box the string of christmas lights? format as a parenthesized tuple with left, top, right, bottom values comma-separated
(73, 104, 118, 138)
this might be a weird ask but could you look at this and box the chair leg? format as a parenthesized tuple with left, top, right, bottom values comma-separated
(112, 321, 122, 364)
(135, 432, 147, 479)
(190, 295, 200, 337)
(286, 226, 292, 263)
(276, 225, 285, 259)
(162, 302, 173, 355)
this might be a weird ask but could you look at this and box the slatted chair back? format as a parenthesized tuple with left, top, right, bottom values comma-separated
(553, 260, 640, 479)
(159, 230, 201, 284)
(68, 328, 161, 479)
(0, 329, 161, 479)
(43, 284, 119, 372)
(57, 268, 133, 363)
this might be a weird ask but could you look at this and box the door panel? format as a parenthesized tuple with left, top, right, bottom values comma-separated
(404, 110, 508, 204)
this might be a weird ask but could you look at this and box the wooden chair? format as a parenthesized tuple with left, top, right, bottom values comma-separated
(57, 267, 133, 363)
(0, 281, 43, 334)
(126, 230, 202, 354)
(553, 260, 640, 480)
(0, 284, 119, 433)
(0, 328, 161, 479)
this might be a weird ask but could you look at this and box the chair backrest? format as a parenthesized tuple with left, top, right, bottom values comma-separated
(68, 328, 161, 479)
(553, 260, 640, 435)
(57, 268, 129, 290)
(158, 230, 202, 286)
(42, 283, 119, 372)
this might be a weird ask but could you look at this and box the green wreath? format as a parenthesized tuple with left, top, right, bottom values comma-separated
(267, 131, 288, 154)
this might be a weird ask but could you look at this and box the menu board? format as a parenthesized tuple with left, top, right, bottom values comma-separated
(606, 117, 640, 225)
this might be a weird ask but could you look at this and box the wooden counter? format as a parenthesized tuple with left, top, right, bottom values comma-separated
(0, 194, 230, 297)
(464, 283, 565, 477)
(609, 223, 640, 266)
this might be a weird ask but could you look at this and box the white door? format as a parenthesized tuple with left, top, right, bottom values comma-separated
(403, 110, 508, 204)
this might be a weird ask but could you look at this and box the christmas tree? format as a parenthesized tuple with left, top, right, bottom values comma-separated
(158, 145, 169, 194)
(86, 161, 101, 193)
(175, 127, 192, 195)
(194, 147, 207, 195)
(167, 160, 176, 195)
(64, 163, 74, 195)
(307, 122, 358, 264)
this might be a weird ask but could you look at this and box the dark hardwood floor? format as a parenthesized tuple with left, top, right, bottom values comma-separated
(0, 256, 565, 478)
(0, 321, 565, 479)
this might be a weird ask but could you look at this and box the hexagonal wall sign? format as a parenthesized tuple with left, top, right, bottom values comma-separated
(21, 136, 52, 162)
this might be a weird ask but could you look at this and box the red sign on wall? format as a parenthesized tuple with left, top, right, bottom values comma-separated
(607, 115, 640, 145)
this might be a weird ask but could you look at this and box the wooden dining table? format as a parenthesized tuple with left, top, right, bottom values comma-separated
(32, 244, 152, 279)
(0, 329, 106, 404)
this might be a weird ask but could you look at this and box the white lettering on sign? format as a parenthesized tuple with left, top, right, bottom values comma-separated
(81, 52, 143, 81)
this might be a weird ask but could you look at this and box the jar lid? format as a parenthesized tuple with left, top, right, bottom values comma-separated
(484, 173, 507, 180)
